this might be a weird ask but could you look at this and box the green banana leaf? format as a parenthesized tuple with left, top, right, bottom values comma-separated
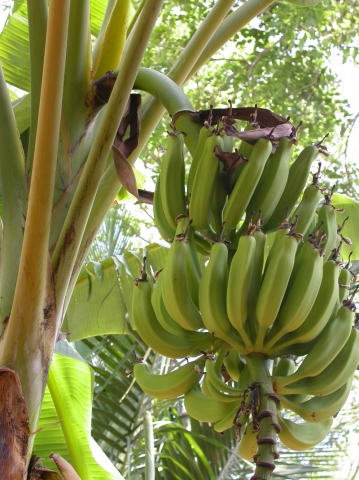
(63, 242, 169, 341)
(33, 343, 124, 479)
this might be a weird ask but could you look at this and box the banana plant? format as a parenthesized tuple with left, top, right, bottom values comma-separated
(0, 0, 353, 477)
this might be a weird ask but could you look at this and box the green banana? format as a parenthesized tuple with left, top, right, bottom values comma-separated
(246, 224, 267, 341)
(204, 375, 243, 402)
(254, 232, 298, 349)
(227, 228, 257, 348)
(222, 138, 272, 232)
(265, 241, 324, 348)
(205, 350, 244, 396)
(210, 166, 228, 236)
(198, 238, 245, 352)
(187, 123, 212, 197)
(162, 216, 204, 331)
(152, 271, 207, 338)
(277, 327, 359, 396)
(275, 302, 355, 389)
(237, 363, 252, 391)
(237, 422, 258, 462)
(278, 415, 333, 451)
(184, 386, 239, 423)
(223, 348, 245, 382)
(315, 193, 338, 262)
(271, 258, 340, 352)
(279, 376, 353, 424)
(185, 225, 203, 309)
(338, 262, 353, 305)
(153, 176, 175, 242)
(290, 174, 323, 238)
(263, 144, 320, 233)
(159, 131, 186, 228)
(133, 361, 200, 400)
(245, 137, 295, 227)
(201, 374, 213, 398)
(132, 272, 212, 359)
(214, 409, 246, 434)
(272, 356, 296, 377)
(189, 133, 224, 234)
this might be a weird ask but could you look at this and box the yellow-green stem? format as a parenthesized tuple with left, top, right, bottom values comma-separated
(0, 0, 70, 441)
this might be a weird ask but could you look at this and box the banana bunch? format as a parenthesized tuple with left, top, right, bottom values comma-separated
(131, 106, 359, 479)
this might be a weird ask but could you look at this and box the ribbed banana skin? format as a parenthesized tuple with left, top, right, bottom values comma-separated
(199, 241, 245, 352)
(204, 376, 243, 402)
(278, 415, 333, 451)
(189, 134, 224, 233)
(184, 387, 239, 423)
(152, 272, 203, 337)
(222, 138, 272, 231)
(227, 234, 256, 348)
(254, 233, 298, 348)
(272, 357, 296, 377)
(187, 124, 212, 197)
(246, 228, 266, 341)
(237, 422, 258, 462)
(265, 243, 324, 348)
(291, 182, 323, 238)
(153, 177, 176, 242)
(211, 168, 228, 236)
(132, 278, 212, 359)
(278, 327, 359, 397)
(263, 145, 319, 233)
(133, 361, 200, 400)
(245, 137, 295, 227)
(275, 304, 354, 388)
(279, 376, 353, 424)
(315, 202, 338, 261)
(159, 132, 186, 228)
(162, 217, 203, 331)
(271, 259, 340, 352)
(185, 225, 203, 309)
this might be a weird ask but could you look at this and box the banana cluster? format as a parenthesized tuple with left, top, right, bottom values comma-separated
(132, 108, 359, 477)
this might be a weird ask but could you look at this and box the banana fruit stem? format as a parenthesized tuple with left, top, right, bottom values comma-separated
(244, 354, 280, 480)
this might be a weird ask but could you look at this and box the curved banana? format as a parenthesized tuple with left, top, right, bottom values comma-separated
(271, 258, 340, 352)
(275, 302, 355, 389)
(237, 422, 258, 462)
(279, 376, 353, 424)
(222, 138, 272, 232)
(254, 232, 298, 349)
(160, 131, 186, 228)
(223, 348, 245, 382)
(187, 123, 212, 197)
(199, 239, 245, 351)
(162, 216, 203, 331)
(246, 224, 267, 340)
(272, 357, 296, 377)
(291, 176, 323, 238)
(277, 327, 359, 397)
(211, 167, 228, 236)
(153, 176, 175, 242)
(185, 225, 203, 309)
(278, 415, 333, 451)
(132, 274, 212, 359)
(205, 351, 244, 396)
(265, 241, 324, 348)
(184, 386, 239, 423)
(189, 133, 224, 234)
(214, 410, 247, 434)
(133, 361, 200, 400)
(315, 191, 338, 262)
(246, 137, 295, 227)
(237, 363, 252, 391)
(263, 145, 320, 233)
(338, 263, 353, 306)
(227, 229, 256, 348)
